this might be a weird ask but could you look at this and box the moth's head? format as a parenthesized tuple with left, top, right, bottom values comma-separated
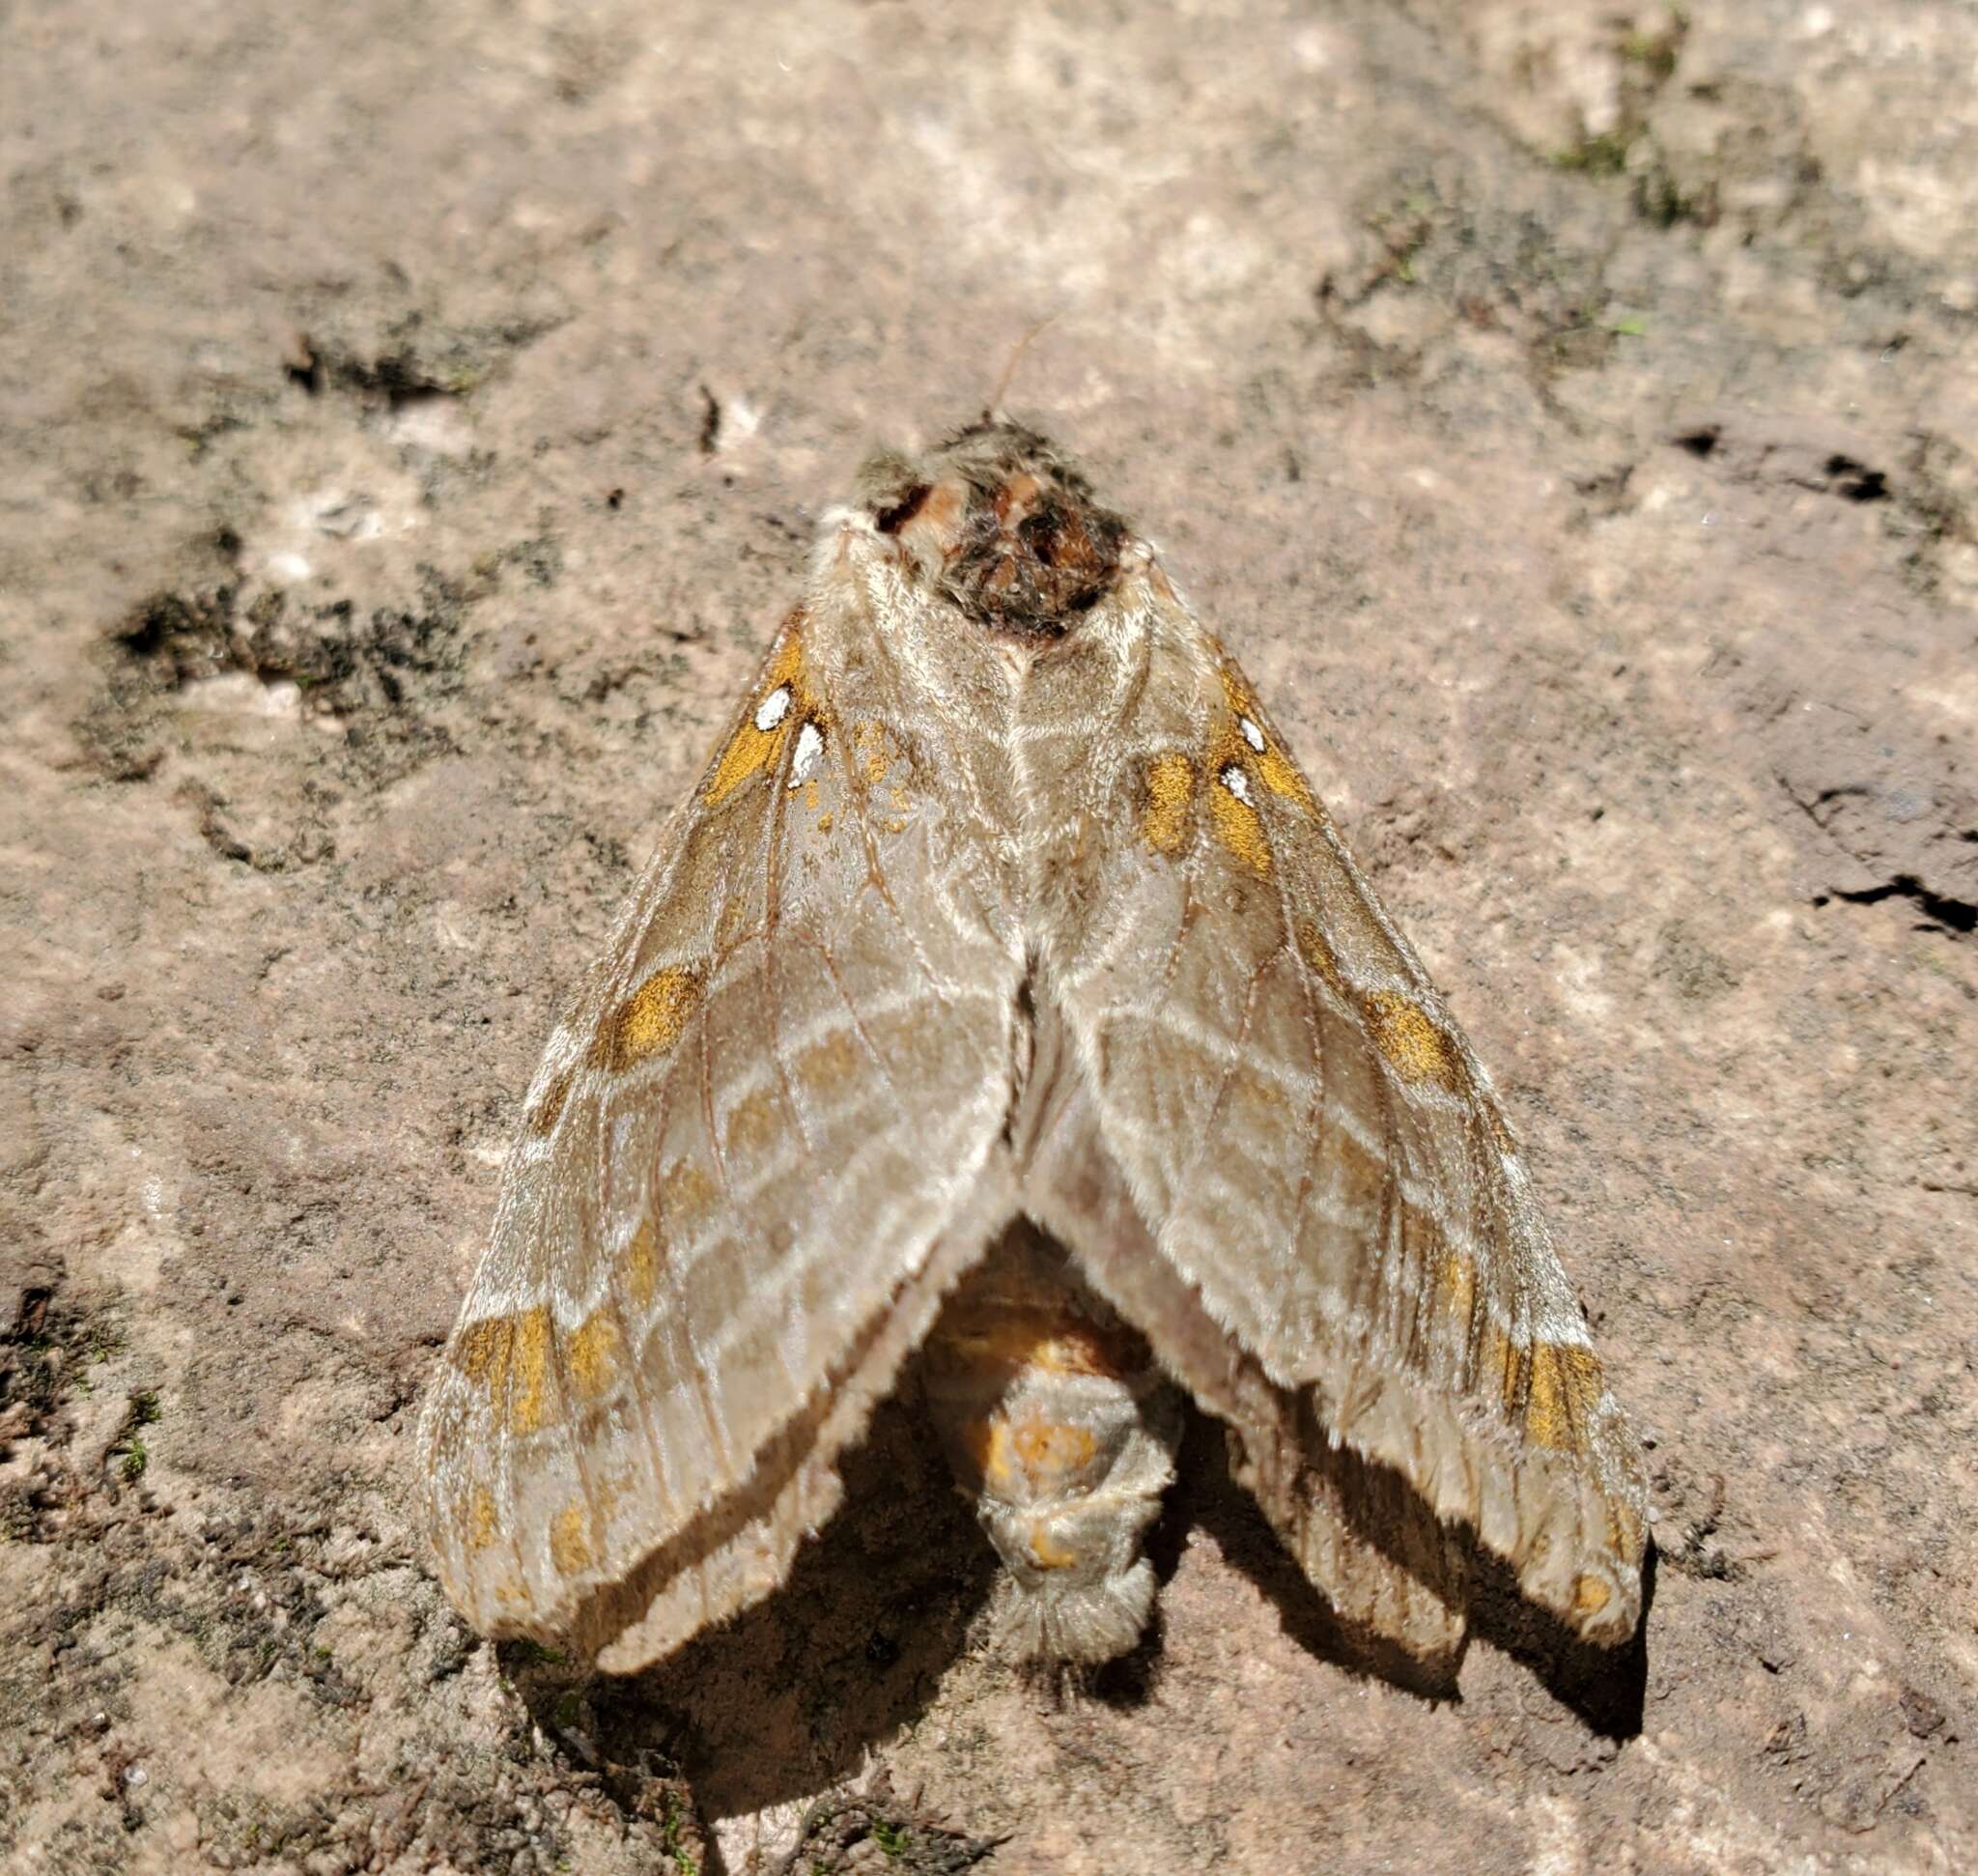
(854, 419, 1129, 639)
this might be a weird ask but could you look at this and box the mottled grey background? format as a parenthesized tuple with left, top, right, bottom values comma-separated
(2, 2, 1972, 1870)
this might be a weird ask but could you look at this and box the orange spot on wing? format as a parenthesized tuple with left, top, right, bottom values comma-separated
(1365, 990, 1462, 1091)
(1433, 1249, 1478, 1326)
(466, 1486, 498, 1551)
(565, 1310, 622, 1401)
(1208, 781, 1271, 876)
(795, 1030, 861, 1096)
(1219, 665, 1316, 808)
(1523, 1342, 1605, 1453)
(1573, 1573, 1613, 1617)
(620, 1218, 659, 1310)
(550, 1501, 593, 1575)
(598, 965, 701, 1070)
(1142, 752, 1195, 855)
(706, 626, 813, 806)
(456, 1307, 557, 1436)
(1295, 921, 1351, 1001)
(722, 1087, 780, 1156)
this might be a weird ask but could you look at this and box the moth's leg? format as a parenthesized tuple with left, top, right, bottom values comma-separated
(922, 1219, 1181, 1664)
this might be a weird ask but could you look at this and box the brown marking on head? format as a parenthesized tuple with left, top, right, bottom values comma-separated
(870, 422, 1128, 638)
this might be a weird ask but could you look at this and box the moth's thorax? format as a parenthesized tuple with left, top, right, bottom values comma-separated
(860, 420, 1129, 640)
(922, 1221, 1180, 1664)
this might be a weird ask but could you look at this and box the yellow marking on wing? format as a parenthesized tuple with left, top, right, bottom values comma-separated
(663, 1158, 718, 1222)
(723, 1087, 779, 1157)
(802, 778, 821, 811)
(1209, 779, 1271, 875)
(706, 630, 811, 805)
(621, 1218, 659, 1310)
(550, 1502, 593, 1576)
(456, 1317, 508, 1385)
(1434, 1249, 1478, 1324)
(1028, 1519, 1080, 1570)
(456, 1307, 556, 1435)
(1295, 920, 1351, 1001)
(565, 1310, 622, 1400)
(1220, 666, 1315, 809)
(466, 1486, 498, 1551)
(1143, 752, 1195, 855)
(506, 1308, 553, 1435)
(1606, 1497, 1643, 1561)
(1524, 1343, 1605, 1453)
(795, 1030, 861, 1095)
(598, 965, 700, 1071)
(1573, 1574, 1613, 1618)
(1487, 1325, 1520, 1415)
(526, 1065, 575, 1138)
(1227, 1066, 1287, 1117)
(1365, 990, 1462, 1091)
(855, 720, 890, 784)
(1256, 745, 1314, 807)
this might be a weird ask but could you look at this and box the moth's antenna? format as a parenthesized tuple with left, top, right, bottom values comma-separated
(983, 317, 1059, 423)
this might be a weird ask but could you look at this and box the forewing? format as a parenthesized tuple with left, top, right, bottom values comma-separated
(418, 601, 1023, 1663)
(1041, 595, 1646, 1645)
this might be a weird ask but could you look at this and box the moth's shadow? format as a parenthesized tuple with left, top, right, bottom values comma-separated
(1176, 1408, 1653, 1738)
(550, 1375, 1002, 1833)
(510, 1396, 1650, 1858)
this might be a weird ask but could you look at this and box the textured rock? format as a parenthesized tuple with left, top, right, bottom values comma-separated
(2, 2, 1972, 1869)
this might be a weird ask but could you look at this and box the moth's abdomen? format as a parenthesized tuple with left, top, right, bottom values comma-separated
(923, 1222, 1180, 1664)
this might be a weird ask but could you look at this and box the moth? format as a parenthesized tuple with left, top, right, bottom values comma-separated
(417, 418, 1648, 1672)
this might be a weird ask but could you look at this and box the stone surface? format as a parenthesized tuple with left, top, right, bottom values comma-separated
(2, 2, 1972, 1870)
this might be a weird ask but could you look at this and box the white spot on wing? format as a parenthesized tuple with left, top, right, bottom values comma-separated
(1239, 716, 1265, 752)
(788, 721, 825, 787)
(754, 687, 792, 732)
(1220, 765, 1255, 805)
